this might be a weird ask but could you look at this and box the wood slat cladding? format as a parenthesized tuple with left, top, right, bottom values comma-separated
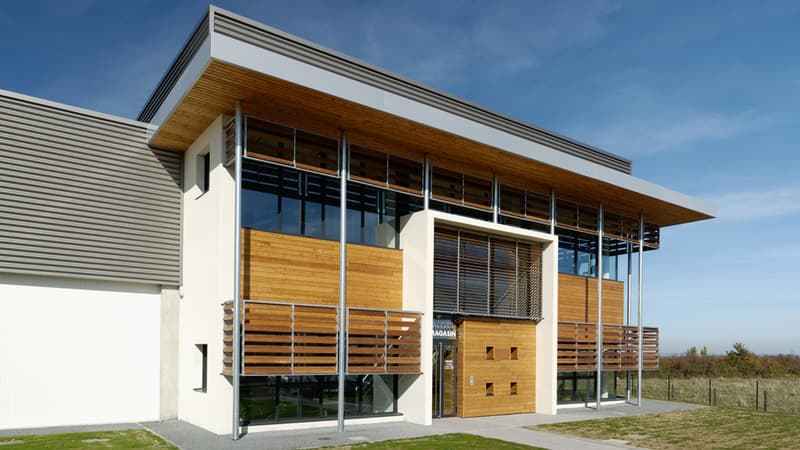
(240, 229, 402, 310)
(149, 60, 710, 227)
(223, 301, 339, 375)
(557, 322, 659, 372)
(347, 309, 422, 374)
(558, 273, 624, 324)
(456, 318, 536, 417)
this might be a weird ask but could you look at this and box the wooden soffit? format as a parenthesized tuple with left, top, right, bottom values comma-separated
(150, 60, 712, 227)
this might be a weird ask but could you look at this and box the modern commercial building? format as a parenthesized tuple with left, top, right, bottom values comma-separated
(0, 5, 714, 437)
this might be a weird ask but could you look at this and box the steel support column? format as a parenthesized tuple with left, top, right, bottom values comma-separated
(492, 174, 499, 223)
(337, 131, 349, 432)
(232, 101, 243, 440)
(423, 153, 430, 210)
(550, 190, 556, 235)
(596, 205, 603, 410)
(637, 214, 644, 407)
(626, 241, 632, 402)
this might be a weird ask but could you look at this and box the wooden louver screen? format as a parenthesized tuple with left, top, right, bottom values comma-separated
(433, 227, 543, 320)
(224, 301, 339, 376)
(224, 301, 422, 376)
(556, 321, 659, 372)
(347, 309, 422, 374)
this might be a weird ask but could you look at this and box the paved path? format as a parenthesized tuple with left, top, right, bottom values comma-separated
(1, 400, 703, 449)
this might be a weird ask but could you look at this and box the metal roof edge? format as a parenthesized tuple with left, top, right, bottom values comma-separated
(0, 88, 156, 131)
(139, 4, 633, 174)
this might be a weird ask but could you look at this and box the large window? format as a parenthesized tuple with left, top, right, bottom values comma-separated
(430, 167, 493, 213)
(245, 117, 339, 175)
(242, 161, 340, 240)
(349, 144, 423, 195)
(240, 375, 397, 424)
(433, 226, 543, 320)
(346, 182, 424, 248)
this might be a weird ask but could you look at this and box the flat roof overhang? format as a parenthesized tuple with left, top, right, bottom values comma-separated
(143, 6, 715, 227)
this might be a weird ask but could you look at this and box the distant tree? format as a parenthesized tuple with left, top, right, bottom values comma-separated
(726, 342, 760, 376)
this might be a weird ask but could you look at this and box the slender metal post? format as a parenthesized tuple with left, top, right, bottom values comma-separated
(549, 190, 556, 235)
(596, 205, 603, 410)
(423, 153, 430, 210)
(492, 174, 499, 223)
(637, 214, 644, 407)
(232, 101, 243, 440)
(626, 242, 632, 402)
(338, 131, 348, 432)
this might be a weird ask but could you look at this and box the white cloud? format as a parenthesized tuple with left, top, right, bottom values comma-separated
(712, 185, 800, 221)
(570, 108, 779, 158)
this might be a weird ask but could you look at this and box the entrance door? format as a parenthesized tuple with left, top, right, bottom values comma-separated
(432, 341, 457, 417)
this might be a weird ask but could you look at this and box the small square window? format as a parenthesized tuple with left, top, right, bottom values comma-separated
(486, 382, 494, 397)
(510, 382, 518, 396)
(485, 346, 494, 360)
(510, 346, 519, 360)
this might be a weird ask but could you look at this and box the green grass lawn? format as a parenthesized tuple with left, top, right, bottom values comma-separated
(532, 407, 800, 449)
(0, 429, 177, 449)
(321, 433, 544, 450)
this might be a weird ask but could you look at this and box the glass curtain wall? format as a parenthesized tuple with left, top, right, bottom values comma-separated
(240, 375, 398, 424)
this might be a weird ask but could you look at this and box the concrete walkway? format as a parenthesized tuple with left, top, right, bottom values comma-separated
(1, 400, 703, 449)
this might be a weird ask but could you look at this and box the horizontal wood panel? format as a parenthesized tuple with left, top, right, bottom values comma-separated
(458, 318, 536, 417)
(241, 229, 402, 310)
(558, 273, 624, 324)
(557, 321, 659, 372)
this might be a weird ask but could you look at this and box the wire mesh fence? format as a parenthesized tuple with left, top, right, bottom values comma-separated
(626, 376, 800, 413)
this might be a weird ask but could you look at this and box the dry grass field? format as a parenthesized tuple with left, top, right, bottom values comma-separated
(637, 377, 800, 413)
(534, 407, 800, 450)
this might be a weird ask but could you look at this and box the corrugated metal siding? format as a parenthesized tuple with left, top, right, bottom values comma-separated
(210, 10, 632, 174)
(0, 92, 182, 285)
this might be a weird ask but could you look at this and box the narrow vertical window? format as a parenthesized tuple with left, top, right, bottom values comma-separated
(510, 382, 518, 395)
(194, 344, 207, 392)
(197, 152, 210, 194)
(485, 346, 495, 360)
(510, 346, 519, 360)
(485, 382, 494, 396)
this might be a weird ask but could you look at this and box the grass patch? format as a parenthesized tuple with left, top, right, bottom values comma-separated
(321, 433, 543, 449)
(0, 429, 176, 449)
(532, 407, 800, 449)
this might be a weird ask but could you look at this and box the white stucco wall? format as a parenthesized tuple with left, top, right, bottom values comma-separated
(0, 274, 161, 429)
(178, 115, 236, 435)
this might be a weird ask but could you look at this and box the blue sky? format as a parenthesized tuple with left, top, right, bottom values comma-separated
(2, 1, 798, 355)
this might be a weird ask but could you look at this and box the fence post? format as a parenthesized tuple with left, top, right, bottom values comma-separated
(708, 378, 712, 406)
(667, 375, 671, 400)
(713, 388, 716, 406)
(764, 390, 767, 412)
(755, 380, 759, 411)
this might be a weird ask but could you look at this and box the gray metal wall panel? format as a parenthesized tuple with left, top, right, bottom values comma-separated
(207, 10, 632, 174)
(0, 92, 182, 285)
